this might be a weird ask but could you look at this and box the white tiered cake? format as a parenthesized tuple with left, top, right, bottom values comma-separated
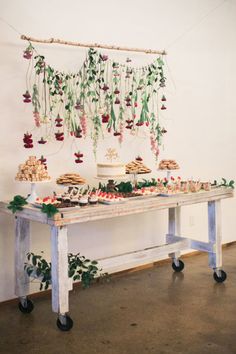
(97, 148, 126, 178)
(97, 163, 126, 177)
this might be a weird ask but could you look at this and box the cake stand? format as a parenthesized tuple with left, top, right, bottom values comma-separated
(17, 179, 52, 203)
(127, 172, 151, 187)
(157, 169, 180, 181)
(56, 183, 86, 189)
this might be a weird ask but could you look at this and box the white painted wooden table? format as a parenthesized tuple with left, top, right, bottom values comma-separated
(0, 187, 233, 331)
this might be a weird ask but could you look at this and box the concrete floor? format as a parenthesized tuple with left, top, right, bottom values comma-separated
(1, 246, 236, 354)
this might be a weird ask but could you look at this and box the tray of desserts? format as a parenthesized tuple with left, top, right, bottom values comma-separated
(33, 187, 100, 210)
(33, 197, 80, 211)
(55, 188, 99, 207)
(97, 192, 126, 204)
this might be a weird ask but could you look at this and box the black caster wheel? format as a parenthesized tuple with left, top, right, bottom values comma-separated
(18, 298, 34, 314)
(172, 259, 185, 272)
(57, 315, 73, 331)
(213, 270, 227, 283)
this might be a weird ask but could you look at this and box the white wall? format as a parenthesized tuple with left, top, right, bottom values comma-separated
(0, 0, 236, 302)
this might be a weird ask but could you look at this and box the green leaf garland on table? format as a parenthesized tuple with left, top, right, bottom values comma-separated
(22, 44, 168, 160)
(213, 178, 235, 189)
(41, 203, 59, 218)
(7, 195, 28, 213)
(7, 196, 59, 217)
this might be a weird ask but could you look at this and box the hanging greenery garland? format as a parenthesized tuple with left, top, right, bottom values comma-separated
(22, 43, 167, 161)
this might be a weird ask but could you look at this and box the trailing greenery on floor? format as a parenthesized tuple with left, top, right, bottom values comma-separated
(24, 252, 106, 290)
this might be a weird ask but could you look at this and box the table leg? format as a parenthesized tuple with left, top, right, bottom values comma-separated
(51, 225, 74, 330)
(51, 225, 69, 314)
(15, 217, 30, 299)
(208, 200, 222, 272)
(167, 207, 182, 266)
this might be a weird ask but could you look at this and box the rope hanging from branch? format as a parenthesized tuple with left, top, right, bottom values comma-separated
(21, 35, 167, 55)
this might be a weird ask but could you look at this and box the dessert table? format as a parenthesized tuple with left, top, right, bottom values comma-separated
(0, 187, 233, 331)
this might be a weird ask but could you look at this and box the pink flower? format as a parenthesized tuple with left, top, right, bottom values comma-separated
(33, 111, 41, 127)
(80, 114, 87, 136)
(118, 122, 124, 144)
(150, 134, 160, 158)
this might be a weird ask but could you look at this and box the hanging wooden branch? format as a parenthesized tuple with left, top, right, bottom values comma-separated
(20, 35, 166, 55)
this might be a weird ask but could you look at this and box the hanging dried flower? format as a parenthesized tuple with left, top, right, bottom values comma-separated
(75, 100, 83, 110)
(161, 95, 166, 102)
(38, 137, 47, 144)
(113, 131, 121, 136)
(22, 45, 167, 159)
(55, 132, 64, 141)
(23, 50, 32, 60)
(55, 115, 63, 123)
(114, 98, 120, 105)
(102, 84, 109, 92)
(23, 132, 33, 148)
(23, 44, 33, 59)
(23, 91, 31, 103)
(100, 54, 108, 61)
(75, 129, 82, 138)
(102, 114, 110, 123)
(114, 88, 120, 95)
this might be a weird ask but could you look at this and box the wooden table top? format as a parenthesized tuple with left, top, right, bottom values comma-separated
(0, 187, 233, 227)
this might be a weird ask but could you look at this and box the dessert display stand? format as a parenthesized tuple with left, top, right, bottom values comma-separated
(128, 172, 151, 187)
(157, 169, 179, 180)
(0, 187, 233, 331)
(18, 180, 51, 203)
